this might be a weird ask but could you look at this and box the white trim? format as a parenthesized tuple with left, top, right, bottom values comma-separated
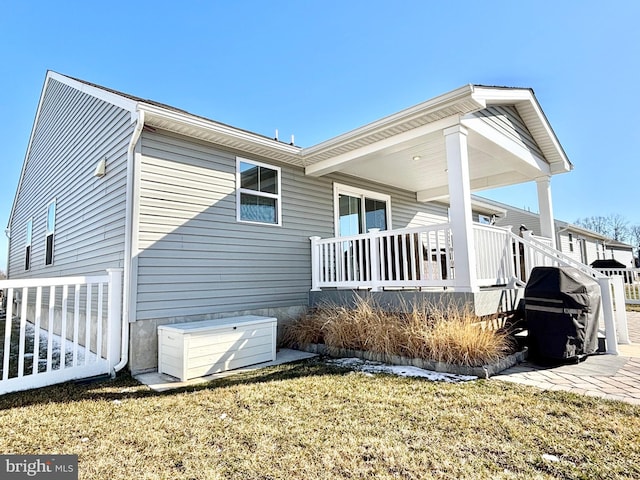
(236, 157, 282, 226)
(305, 116, 460, 177)
(47, 71, 138, 113)
(302, 85, 479, 158)
(332, 183, 392, 236)
(24, 218, 32, 271)
(44, 198, 56, 267)
(461, 116, 551, 175)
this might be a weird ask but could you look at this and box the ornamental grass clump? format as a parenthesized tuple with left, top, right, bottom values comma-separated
(285, 296, 512, 366)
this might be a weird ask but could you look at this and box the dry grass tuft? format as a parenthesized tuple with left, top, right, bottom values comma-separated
(285, 296, 512, 366)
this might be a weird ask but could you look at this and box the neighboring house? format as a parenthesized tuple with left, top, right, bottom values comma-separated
(475, 198, 635, 267)
(6, 72, 574, 373)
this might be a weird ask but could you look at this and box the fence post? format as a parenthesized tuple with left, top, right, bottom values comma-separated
(598, 277, 619, 354)
(309, 237, 321, 292)
(368, 229, 381, 292)
(610, 276, 630, 344)
(107, 268, 123, 371)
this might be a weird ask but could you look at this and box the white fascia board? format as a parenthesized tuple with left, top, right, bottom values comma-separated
(469, 197, 508, 216)
(462, 116, 551, 176)
(7, 72, 139, 229)
(47, 71, 138, 115)
(470, 86, 535, 104)
(305, 116, 460, 177)
(138, 103, 300, 157)
(302, 85, 482, 158)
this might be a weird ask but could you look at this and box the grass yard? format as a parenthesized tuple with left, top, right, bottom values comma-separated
(0, 359, 639, 480)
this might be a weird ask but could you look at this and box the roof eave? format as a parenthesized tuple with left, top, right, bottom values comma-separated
(138, 103, 303, 165)
(300, 84, 484, 162)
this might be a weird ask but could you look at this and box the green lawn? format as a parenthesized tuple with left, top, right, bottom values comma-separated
(0, 359, 639, 479)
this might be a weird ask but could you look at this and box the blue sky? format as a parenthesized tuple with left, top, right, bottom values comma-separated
(1, 1, 639, 271)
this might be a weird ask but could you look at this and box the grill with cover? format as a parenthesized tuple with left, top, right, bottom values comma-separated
(524, 266, 602, 363)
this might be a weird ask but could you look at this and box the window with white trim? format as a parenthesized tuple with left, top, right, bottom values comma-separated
(236, 158, 281, 225)
(478, 214, 492, 225)
(25, 219, 32, 271)
(568, 233, 574, 252)
(333, 183, 391, 236)
(45, 200, 56, 266)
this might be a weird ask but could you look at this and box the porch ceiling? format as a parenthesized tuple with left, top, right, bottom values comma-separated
(326, 125, 537, 202)
(303, 85, 572, 203)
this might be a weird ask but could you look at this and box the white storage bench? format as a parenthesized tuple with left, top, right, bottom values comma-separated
(157, 315, 277, 381)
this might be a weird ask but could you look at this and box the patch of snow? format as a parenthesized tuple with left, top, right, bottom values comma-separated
(542, 454, 560, 462)
(327, 358, 476, 383)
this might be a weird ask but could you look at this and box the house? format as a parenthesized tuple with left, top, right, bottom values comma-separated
(7, 71, 605, 374)
(476, 197, 636, 267)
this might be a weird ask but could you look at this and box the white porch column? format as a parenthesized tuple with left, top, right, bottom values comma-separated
(536, 175, 557, 249)
(444, 125, 478, 292)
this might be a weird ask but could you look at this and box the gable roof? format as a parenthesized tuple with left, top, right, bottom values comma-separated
(8, 71, 574, 229)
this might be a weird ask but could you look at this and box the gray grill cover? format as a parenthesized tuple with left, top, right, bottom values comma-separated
(525, 266, 602, 361)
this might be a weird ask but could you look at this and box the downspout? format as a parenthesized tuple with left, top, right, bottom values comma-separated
(114, 109, 145, 373)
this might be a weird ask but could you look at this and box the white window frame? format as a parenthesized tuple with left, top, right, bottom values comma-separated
(333, 183, 392, 236)
(45, 199, 56, 266)
(478, 214, 492, 225)
(25, 218, 32, 271)
(568, 233, 574, 252)
(236, 157, 282, 226)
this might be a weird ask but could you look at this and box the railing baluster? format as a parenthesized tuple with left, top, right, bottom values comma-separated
(97, 282, 104, 360)
(60, 285, 68, 370)
(46, 286, 55, 372)
(18, 288, 28, 378)
(85, 284, 92, 365)
(32, 286, 42, 375)
(73, 284, 80, 367)
(2, 288, 14, 381)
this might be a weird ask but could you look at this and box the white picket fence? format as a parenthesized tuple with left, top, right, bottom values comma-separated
(0, 269, 122, 395)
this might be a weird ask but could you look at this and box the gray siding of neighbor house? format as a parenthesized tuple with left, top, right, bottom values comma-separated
(494, 207, 541, 235)
(471, 106, 544, 158)
(134, 130, 449, 323)
(7, 78, 133, 278)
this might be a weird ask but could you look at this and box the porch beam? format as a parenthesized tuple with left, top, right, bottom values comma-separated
(416, 171, 528, 202)
(536, 175, 557, 248)
(444, 125, 479, 293)
(305, 116, 460, 177)
(461, 116, 551, 176)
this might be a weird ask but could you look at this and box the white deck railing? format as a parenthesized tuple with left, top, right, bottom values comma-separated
(0, 269, 122, 395)
(310, 224, 628, 353)
(310, 224, 455, 291)
(512, 231, 629, 351)
(595, 268, 640, 305)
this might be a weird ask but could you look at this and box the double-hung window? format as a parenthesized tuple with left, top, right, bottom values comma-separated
(334, 183, 391, 236)
(45, 200, 56, 266)
(25, 219, 32, 270)
(237, 157, 281, 225)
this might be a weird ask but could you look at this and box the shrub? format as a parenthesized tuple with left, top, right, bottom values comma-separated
(284, 296, 512, 366)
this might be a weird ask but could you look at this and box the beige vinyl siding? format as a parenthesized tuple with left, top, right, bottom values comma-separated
(135, 130, 448, 321)
(471, 105, 544, 158)
(7, 78, 132, 278)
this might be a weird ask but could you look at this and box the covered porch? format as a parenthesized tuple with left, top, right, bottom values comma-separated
(302, 85, 572, 294)
(301, 85, 629, 352)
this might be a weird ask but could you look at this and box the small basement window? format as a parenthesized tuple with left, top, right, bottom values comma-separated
(236, 158, 281, 225)
(25, 219, 32, 270)
(45, 200, 56, 266)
